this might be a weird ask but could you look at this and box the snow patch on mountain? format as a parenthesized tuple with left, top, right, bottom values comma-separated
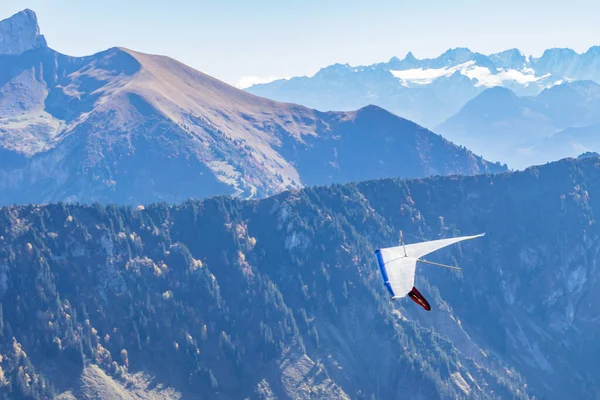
(543, 77, 576, 89)
(390, 61, 552, 88)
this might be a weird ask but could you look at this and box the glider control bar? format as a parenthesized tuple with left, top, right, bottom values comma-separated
(416, 259, 462, 271)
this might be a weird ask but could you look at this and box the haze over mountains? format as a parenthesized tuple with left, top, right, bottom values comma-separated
(437, 81, 600, 168)
(247, 46, 600, 169)
(0, 9, 504, 207)
(246, 46, 600, 127)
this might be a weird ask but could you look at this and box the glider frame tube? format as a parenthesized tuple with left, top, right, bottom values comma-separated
(375, 249, 396, 298)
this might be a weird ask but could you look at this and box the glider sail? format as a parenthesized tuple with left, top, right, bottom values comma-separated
(375, 233, 485, 299)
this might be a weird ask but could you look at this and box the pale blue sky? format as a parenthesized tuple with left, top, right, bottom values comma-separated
(1, 0, 599, 87)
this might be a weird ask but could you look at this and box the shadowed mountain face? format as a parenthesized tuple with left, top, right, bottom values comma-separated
(2, 156, 600, 399)
(0, 10, 505, 207)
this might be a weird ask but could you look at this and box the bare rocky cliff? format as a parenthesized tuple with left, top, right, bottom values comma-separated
(0, 9, 47, 55)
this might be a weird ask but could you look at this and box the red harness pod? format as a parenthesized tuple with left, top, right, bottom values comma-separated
(408, 286, 431, 311)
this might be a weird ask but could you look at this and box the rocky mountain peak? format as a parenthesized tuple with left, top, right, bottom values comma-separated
(0, 9, 47, 55)
(404, 51, 416, 61)
(577, 151, 600, 159)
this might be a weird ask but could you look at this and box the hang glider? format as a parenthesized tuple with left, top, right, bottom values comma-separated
(374, 231, 485, 311)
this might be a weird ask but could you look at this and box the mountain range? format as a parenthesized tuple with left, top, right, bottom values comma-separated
(2, 154, 600, 399)
(0, 9, 504, 207)
(246, 46, 600, 128)
(246, 47, 600, 169)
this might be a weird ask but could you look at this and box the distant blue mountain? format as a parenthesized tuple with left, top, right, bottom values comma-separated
(436, 80, 600, 168)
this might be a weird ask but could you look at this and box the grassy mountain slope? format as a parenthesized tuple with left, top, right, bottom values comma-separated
(0, 45, 505, 206)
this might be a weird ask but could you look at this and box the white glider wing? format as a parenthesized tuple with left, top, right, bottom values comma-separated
(375, 233, 485, 298)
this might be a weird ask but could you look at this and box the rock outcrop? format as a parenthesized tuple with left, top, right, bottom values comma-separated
(0, 9, 47, 55)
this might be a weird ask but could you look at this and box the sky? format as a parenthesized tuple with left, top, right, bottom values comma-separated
(1, 0, 600, 88)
